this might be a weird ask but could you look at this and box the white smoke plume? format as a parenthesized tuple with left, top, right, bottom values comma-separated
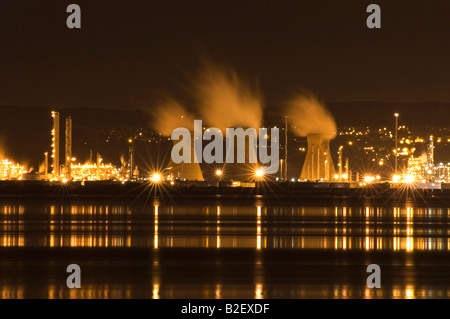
(285, 91, 337, 140)
(195, 62, 263, 132)
(150, 95, 195, 137)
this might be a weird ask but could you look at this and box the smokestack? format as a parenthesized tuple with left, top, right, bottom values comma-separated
(284, 116, 288, 181)
(345, 158, 349, 181)
(129, 144, 135, 181)
(97, 153, 101, 180)
(51, 111, 60, 179)
(44, 152, 48, 179)
(300, 134, 335, 181)
(428, 136, 435, 167)
(65, 116, 72, 179)
(168, 134, 204, 181)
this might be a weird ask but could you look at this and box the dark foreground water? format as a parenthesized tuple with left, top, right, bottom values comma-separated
(0, 202, 448, 298)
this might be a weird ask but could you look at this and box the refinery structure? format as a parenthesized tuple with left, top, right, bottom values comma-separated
(45, 111, 134, 182)
(406, 136, 449, 183)
(0, 109, 449, 188)
(0, 159, 26, 180)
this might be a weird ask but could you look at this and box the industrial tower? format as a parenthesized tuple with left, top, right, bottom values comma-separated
(51, 111, 60, 179)
(65, 116, 72, 179)
(300, 134, 336, 181)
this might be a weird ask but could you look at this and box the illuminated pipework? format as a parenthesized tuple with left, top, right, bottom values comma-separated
(65, 116, 72, 179)
(70, 162, 120, 181)
(0, 159, 25, 180)
(51, 111, 60, 179)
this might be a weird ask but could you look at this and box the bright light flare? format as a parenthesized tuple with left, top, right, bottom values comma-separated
(393, 175, 401, 183)
(255, 168, 264, 179)
(215, 169, 222, 176)
(364, 176, 375, 183)
(404, 174, 415, 184)
(150, 173, 162, 183)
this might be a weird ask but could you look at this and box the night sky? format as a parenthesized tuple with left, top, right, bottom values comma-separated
(1, 0, 450, 110)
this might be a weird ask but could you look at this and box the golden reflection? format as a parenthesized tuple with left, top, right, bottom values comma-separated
(215, 284, 221, 299)
(152, 283, 160, 299)
(393, 207, 401, 251)
(405, 285, 415, 299)
(0, 204, 447, 250)
(255, 283, 263, 299)
(154, 204, 159, 249)
(0, 281, 448, 299)
(257, 206, 262, 250)
(364, 287, 372, 299)
(334, 207, 348, 250)
(216, 206, 221, 248)
(406, 207, 414, 252)
(0, 285, 24, 299)
(333, 285, 353, 299)
(0, 205, 24, 215)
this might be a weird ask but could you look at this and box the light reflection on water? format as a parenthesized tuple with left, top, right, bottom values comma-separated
(0, 203, 448, 299)
(0, 204, 448, 251)
(0, 284, 448, 299)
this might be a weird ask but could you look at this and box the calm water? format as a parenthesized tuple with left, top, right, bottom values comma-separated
(0, 202, 448, 298)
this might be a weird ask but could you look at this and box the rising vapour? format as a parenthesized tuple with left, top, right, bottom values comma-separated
(0, 136, 6, 159)
(150, 95, 195, 136)
(194, 62, 263, 132)
(285, 91, 337, 140)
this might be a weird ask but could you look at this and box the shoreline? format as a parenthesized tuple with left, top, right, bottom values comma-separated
(0, 180, 449, 207)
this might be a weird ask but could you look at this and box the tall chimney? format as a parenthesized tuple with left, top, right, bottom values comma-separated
(65, 116, 72, 179)
(129, 144, 135, 181)
(44, 152, 48, 179)
(51, 111, 60, 179)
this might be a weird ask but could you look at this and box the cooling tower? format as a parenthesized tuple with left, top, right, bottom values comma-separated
(300, 134, 335, 181)
(168, 134, 204, 181)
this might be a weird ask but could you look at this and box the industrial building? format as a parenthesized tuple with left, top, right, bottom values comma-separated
(0, 159, 25, 180)
(300, 134, 336, 181)
(45, 111, 127, 182)
(407, 136, 449, 183)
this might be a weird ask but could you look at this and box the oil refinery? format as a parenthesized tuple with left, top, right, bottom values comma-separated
(44, 111, 130, 182)
(0, 109, 448, 190)
(0, 159, 26, 180)
(406, 136, 449, 183)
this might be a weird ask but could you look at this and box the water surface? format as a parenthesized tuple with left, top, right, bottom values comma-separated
(0, 202, 448, 298)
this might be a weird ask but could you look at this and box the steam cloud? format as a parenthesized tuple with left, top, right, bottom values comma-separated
(149, 63, 335, 144)
(0, 136, 6, 159)
(150, 95, 195, 136)
(195, 63, 263, 132)
(285, 91, 337, 140)
(149, 62, 263, 136)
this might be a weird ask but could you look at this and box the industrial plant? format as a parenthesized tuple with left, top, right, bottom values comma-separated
(300, 134, 336, 181)
(406, 136, 449, 183)
(0, 106, 448, 190)
(0, 159, 26, 180)
(44, 111, 133, 182)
